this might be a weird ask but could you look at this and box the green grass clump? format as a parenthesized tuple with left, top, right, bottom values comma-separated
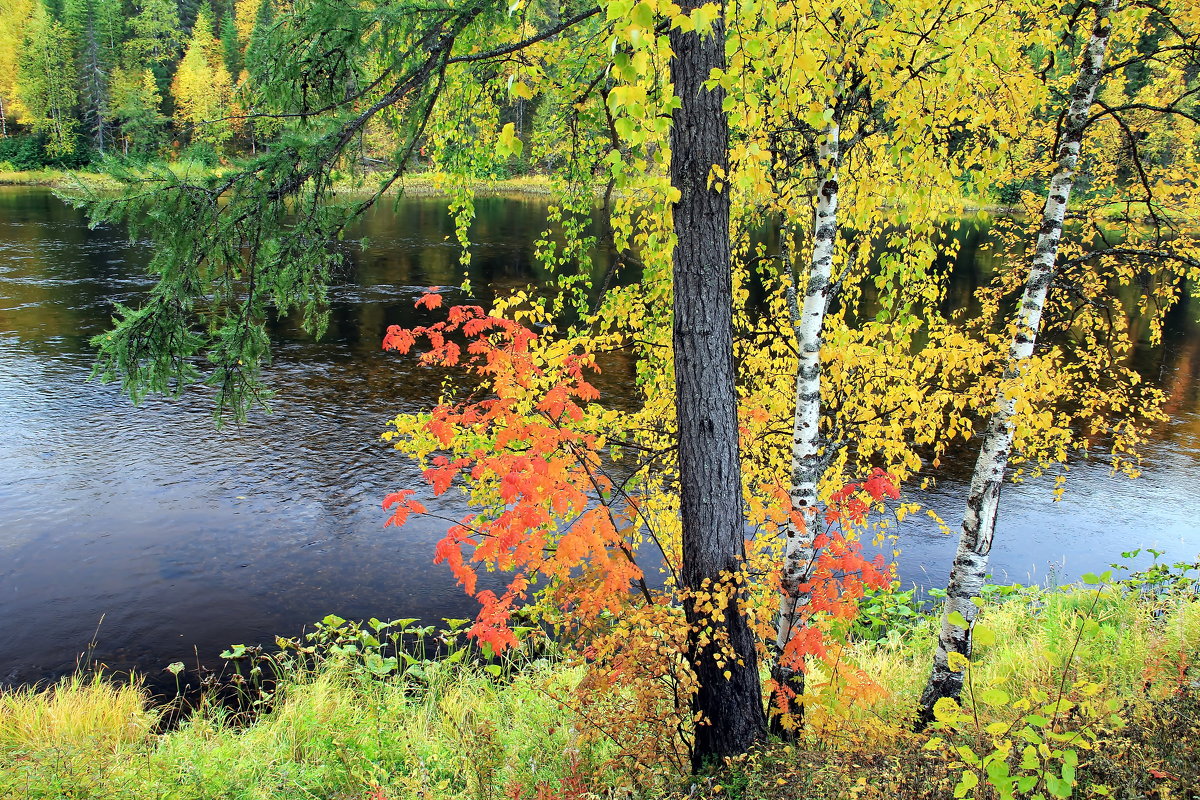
(0, 655, 615, 800)
(0, 672, 156, 754)
(0, 169, 123, 188)
(849, 582, 1200, 710)
(1, 576, 1196, 800)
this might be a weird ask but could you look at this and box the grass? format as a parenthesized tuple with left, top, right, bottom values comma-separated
(1, 656, 613, 800)
(0, 673, 156, 755)
(1, 580, 1197, 800)
(0, 169, 123, 189)
(370, 172, 558, 197)
(0, 165, 559, 198)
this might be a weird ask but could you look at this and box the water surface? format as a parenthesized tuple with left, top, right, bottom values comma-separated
(0, 186, 1197, 688)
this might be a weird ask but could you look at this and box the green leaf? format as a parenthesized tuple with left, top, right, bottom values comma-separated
(630, 1, 654, 30)
(689, 2, 719, 35)
(986, 758, 1012, 785)
(973, 624, 996, 647)
(1046, 775, 1072, 798)
(614, 117, 635, 141)
(497, 123, 523, 158)
(947, 611, 970, 629)
(954, 770, 979, 798)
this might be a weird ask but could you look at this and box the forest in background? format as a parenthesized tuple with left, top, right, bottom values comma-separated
(0, 0, 560, 176)
(0, 0, 373, 169)
(0, 0, 1191, 201)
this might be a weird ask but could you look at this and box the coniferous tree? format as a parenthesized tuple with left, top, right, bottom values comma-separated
(239, 0, 274, 152)
(94, 0, 123, 62)
(17, 0, 79, 157)
(219, 11, 240, 78)
(63, 0, 110, 152)
(110, 63, 164, 154)
(127, 0, 182, 79)
(670, 0, 768, 764)
(242, 0, 272, 74)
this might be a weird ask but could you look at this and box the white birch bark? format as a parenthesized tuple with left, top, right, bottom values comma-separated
(918, 0, 1117, 717)
(771, 121, 839, 731)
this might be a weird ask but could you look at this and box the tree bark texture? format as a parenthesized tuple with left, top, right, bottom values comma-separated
(770, 122, 840, 734)
(669, 2, 767, 769)
(918, 0, 1116, 720)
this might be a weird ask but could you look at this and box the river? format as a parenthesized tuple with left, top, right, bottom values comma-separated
(0, 185, 1197, 688)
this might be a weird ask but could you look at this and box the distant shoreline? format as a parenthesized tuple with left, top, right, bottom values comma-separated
(0, 168, 559, 196)
(0, 168, 1016, 214)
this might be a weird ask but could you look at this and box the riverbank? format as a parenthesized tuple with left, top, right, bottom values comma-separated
(0, 167, 560, 197)
(0, 168, 124, 190)
(0, 168, 1016, 212)
(2, 577, 1196, 799)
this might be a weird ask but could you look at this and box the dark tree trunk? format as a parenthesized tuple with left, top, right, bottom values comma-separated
(669, 1, 767, 770)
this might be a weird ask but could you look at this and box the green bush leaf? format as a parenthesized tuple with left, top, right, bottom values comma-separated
(954, 770, 979, 798)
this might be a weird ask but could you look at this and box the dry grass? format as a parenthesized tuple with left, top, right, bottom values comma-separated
(0, 673, 157, 755)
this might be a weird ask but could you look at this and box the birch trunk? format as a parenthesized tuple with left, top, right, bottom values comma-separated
(770, 121, 840, 734)
(670, 0, 767, 767)
(918, 0, 1116, 719)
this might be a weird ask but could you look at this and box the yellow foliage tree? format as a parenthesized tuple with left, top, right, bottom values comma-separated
(0, 0, 36, 135)
(170, 7, 234, 150)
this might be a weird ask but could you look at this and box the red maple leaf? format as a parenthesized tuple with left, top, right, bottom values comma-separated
(415, 287, 443, 310)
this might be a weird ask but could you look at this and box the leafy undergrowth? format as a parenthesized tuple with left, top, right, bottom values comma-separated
(670, 682, 1200, 800)
(1, 581, 1197, 800)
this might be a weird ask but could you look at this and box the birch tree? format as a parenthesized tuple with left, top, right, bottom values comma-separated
(110, 64, 164, 154)
(0, 0, 36, 136)
(920, 0, 1200, 717)
(722, 0, 1025, 731)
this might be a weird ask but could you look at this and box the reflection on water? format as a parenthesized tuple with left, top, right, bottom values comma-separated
(0, 186, 1197, 688)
